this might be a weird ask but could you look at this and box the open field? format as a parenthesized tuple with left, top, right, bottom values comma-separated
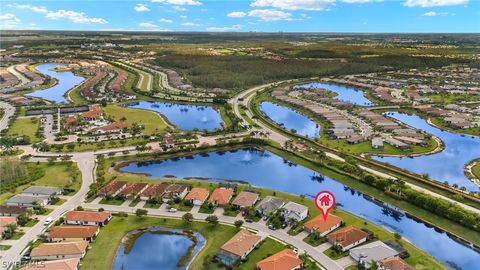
(5, 117, 41, 143)
(103, 104, 169, 134)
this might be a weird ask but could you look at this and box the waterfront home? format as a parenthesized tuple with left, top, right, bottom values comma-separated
(255, 249, 303, 270)
(231, 191, 259, 209)
(64, 211, 112, 226)
(117, 183, 149, 199)
(22, 186, 63, 198)
(379, 256, 414, 270)
(139, 183, 170, 201)
(48, 226, 99, 242)
(326, 226, 370, 251)
(255, 196, 284, 216)
(350, 241, 399, 269)
(6, 194, 50, 207)
(30, 241, 89, 261)
(208, 187, 234, 206)
(98, 180, 128, 197)
(216, 229, 262, 267)
(184, 187, 209, 206)
(281, 202, 308, 222)
(20, 258, 80, 270)
(0, 205, 27, 216)
(162, 184, 191, 203)
(372, 137, 384, 149)
(303, 214, 343, 236)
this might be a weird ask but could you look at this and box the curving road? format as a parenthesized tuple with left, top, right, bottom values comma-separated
(0, 101, 15, 133)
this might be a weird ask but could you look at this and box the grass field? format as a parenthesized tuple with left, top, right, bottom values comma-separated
(472, 162, 480, 179)
(103, 104, 169, 135)
(5, 117, 41, 143)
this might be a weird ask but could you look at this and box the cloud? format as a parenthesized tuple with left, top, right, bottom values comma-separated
(251, 0, 335, 11)
(207, 24, 243, 32)
(227, 11, 247, 18)
(8, 4, 48, 13)
(181, 22, 201, 26)
(159, 18, 173, 23)
(180, 15, 188, 18)
(423, 11, 449, 16)
(134, 3, 150, 12)
(0, 13, 20, 29)
(248, 9, 292, 21)
(342, 0, 382, 3)
(151, 0, 201, 5)
(46, 10, 108, 24)
(172, 6, 187, 11)
(403, 0, 468, 7)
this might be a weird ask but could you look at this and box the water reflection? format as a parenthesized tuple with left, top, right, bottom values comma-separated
(295, 82, 374, 106)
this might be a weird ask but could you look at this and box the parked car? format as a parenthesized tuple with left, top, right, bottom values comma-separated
(263, 215, 269, 221)
(168, 208, 177, 213)
(44, 217, 53, 225)
(21, 254, 31, 261)
(245, 218, 253, 223)
(268, 224, 276, 230)
(281, 223, 288, 229)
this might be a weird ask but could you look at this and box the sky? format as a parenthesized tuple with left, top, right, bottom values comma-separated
(0, 0, 478, 33)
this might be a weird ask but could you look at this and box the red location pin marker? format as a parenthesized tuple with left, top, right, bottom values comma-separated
(314, 190, 336, 221)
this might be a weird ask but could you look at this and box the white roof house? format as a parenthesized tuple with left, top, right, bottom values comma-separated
(350, 241, 399, 268)
(281, 202, 308, 222)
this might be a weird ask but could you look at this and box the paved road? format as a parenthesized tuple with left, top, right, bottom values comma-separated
(0, 101, 15, 133)
(7, 65, 29, 86)
(82, 203, 342, 270)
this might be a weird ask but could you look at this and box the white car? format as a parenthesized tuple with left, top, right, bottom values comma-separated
(168, 208, 177, 213)
(44, 217, 53, 225)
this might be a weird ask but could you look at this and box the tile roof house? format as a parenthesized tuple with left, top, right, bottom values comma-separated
(304, 214, 343, 236)
(161, 184, 191, 202)
(31, 241, 89, 261)
(255, 196, 284, 216)
(98, 180, 128, 197)
(0, 205, 27, 216)
(256, 249, 303, 270)
(22, 186, 63, 198)
(216, 229, 262, 267)
(379, 256, 414, 270)
(327, 226, 370, 251)
(0, 216, 17, 227)
(208, 187, 234, 206)
(281, 202, 308, 222)
(117, 183, 149, 199)
(139, 183, 170, 201)
(6, 194, 50, 207)
(21, 258, 80, 270)
(91, 121, 128, 134)
(48, 226, 99, 242)
(81, 106, 102, 121)
(350, 241, 399, 269)
(184, 187, 209, 206)
(231, 191, 259, 209)
(64, 211, 112, 226)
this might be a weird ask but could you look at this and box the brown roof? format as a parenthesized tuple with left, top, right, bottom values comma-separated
(184, 187, 209, 202)
(65, 211, 111, 223)
(326, 226, 369, 248)
(81, 106, 102, 119)
(21, 258, 80, 270)
(31, 241, 88, 257)
(0, 217, 17, 227)
(49, 226, 98, 239)
(99, 180, 127, 195)
(231, 191, 259, 207)
(92, 121, 128, 132)
(304, 214, 343, 234)
(221, 229, 261, 257)
(118, 183, 148, 196)
(379, 256, 414, 270)
(256, 249, 303, 270)
(208, 188, 233, 205)
(140, 183, 170, 198)
(0, 205, 27, 215)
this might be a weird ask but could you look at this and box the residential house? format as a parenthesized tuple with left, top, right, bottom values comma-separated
(350, 241, 399, 269)
(21, 258, 80, 270)
(22, 186, 63, 198)
(326, 226, 370, 251)
(117, 183, 149, 199)
(184, 188, 209, 206)
(139, 183, 170, 201)
(208, 187, 234, 206)
(255, 249, 303, 270)
(81, 106, 102, 122)
(91, 121, 128, 134)
(231, 191, 259, 209)
(255, 196, 284, 216)
(64, 211, 112, 226)
(216, 229, 262, 267)
(0, 205, 27, 216)
(48, 226, 99, 242)
(281, 202, 308, 222)
(30, 241, 89, 261)
(6, 194, 50, 207)
(379, 256, 414, 270)
(303, 214, 343, 236)
(98, 180, 128, 197)
(0, 216, 17, 239)
(162, 184, 191, 203)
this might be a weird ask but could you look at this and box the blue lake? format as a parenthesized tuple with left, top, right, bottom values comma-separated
(260, 102, 320, 138)
(127, 101, 223, 131)
(295, 82, 374, 106)
(27, 63, 85, 103)
(113, 228, 205, 270)
(372, 112, 480, 192)
(121, 149, 479, 270)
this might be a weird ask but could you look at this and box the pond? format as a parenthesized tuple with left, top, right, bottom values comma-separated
(127, 101, 223, 131)
(260, 102, 320, 138)
(121, 149, 479, 270)
(372, 112, 480, 192)
(113, 227, 205, 270)
(295, 82, 374, 106)
(26, 63, 85, 103)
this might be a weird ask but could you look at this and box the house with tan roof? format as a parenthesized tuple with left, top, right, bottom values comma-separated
(48, 226, 99, 242)
(91, 121, 128, 134)
(31, 241, 89, 261)
(327, 226, 370, 251)
(231, 191, 259, 209)
(98, 180, 127, 197)
(21, 258, 80, 270)
(161, 184, 190, 202)
(139, 183, 170, 201)
(81, 106, 102, 122)
(216, 229, 262, 267)
(208, 187, 234, 206)
(379, 256, 414, 270)
(184, 187, 209, 206)
(256, 249, 303, 270)
(64, 211, 112, 226)
(117, 183, 149, 199)
(304, 214, 343, 236)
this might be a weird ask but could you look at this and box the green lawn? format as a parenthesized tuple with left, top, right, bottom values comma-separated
(303, 234, 327, 247)
(238, 238, 285, 270)
(103, 104, 169, 135)
(81, 216, 238, 270)
(0, 245, 11, 250)
(472, 162, 480, 179)
(10, 231, 25, 240)
(5, 117, 41, 143)
(323, 247, 349, 260)
(143, 202, 161, 209)
(99, 198, 125, 205)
